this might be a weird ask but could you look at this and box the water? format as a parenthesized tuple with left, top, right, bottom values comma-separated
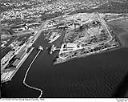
(2, 30, 128, 98)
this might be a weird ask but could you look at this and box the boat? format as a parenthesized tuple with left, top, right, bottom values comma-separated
(38, 46, 43, 50)
(48, 33, 60, 43)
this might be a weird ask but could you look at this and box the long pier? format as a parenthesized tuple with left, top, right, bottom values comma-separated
(1, 47, 34, 83)
(23, 46, 43, 98)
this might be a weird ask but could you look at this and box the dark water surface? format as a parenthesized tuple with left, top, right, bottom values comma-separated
(2, 30, 128, 98)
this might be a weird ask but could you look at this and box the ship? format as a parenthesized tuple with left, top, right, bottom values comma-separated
(48, 33, 60, 43)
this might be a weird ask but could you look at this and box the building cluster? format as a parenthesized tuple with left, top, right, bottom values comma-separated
(1, 0, 109, 24)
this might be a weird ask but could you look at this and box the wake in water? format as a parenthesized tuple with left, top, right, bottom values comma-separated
(23, 46, 43, 98)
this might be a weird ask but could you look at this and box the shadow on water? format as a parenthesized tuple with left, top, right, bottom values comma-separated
(112, 72, 128, 98)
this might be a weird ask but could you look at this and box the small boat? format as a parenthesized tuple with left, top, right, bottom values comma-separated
(49, 45, 57, 54)
(48, 34, 60, 43)
(38, 46, 43, 50)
